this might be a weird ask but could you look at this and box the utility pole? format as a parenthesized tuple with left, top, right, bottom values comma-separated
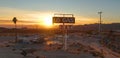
(98, 12, 105, 53)
(98, 11, 102, 35)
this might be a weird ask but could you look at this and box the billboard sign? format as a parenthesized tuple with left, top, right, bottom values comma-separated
(53, 17, 75, 23)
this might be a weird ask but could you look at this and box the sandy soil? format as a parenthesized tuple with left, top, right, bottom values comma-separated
(0, 35, 119, 58)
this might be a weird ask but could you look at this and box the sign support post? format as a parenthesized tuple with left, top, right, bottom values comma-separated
(12, 17, 18, 42)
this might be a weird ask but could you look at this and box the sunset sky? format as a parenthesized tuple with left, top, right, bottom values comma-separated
(0, 0, 120, 27)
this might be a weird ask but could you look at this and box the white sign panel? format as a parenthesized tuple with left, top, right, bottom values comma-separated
(59, 25, 73, 30)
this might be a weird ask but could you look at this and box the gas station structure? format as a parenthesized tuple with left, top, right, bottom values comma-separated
(52, 14, 75, 50)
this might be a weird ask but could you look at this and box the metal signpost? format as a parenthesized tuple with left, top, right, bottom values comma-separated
(53, 14, 75, 50)
(12, 17, 18, 42)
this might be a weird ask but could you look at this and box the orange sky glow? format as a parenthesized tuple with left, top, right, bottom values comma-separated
(0, 7, 99, 28)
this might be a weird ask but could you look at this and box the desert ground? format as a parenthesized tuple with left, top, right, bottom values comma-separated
(0, 33, 119, 58)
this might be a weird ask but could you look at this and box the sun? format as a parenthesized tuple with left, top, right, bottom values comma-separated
(43, 16, 53, 28)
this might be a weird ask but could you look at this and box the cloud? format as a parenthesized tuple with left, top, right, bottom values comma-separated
(75, 16, 98, 25)
(0, 7, 55, 25)
(0, 20, 38, 24)
(0, 7, 100, 25)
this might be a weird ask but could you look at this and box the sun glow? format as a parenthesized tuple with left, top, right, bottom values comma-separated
(43, 16, 53, 28)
